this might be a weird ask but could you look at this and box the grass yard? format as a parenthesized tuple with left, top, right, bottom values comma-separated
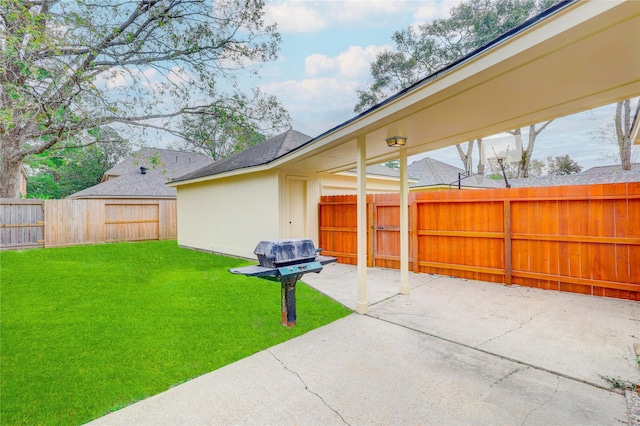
(0, 241, 352, 425)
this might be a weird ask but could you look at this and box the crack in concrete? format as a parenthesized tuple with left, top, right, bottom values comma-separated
(520, 376, 560, 426)
(476, 311, 545, 348)
(268, 350, 350, 425)
(491, 367, 525, 387)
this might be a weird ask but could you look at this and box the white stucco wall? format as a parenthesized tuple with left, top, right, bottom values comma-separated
(176, 171, 280, 258)
(318, 173, 401, 196)
(175, 167, 402, 259)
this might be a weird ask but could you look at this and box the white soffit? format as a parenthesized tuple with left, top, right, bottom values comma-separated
(280, 0, 640, 174)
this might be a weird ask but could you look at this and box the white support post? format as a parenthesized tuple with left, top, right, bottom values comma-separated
(356, 136, 369, 314)
(399, 147, 410, 295)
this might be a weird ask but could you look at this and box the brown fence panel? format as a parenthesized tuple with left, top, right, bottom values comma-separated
(0, 199, 177, 249)
(45, 199, 105, 247)
(0, 199, 44, 249)
(105, 203, 159, 242)
(319, 183, 640, 301)
(413, 190, 506, 284)
(318, 195, 360, 264)
(372, 193, 401, 269)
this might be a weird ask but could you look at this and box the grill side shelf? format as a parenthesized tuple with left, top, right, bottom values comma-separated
(229, 265, 277, 277)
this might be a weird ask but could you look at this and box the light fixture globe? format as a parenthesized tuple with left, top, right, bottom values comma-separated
(385, 136, 407, 147)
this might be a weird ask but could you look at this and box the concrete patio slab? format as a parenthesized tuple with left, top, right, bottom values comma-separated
(87, 264, 639, 425)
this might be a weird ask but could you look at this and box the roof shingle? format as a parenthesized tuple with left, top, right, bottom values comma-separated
(171, 129, 313, 183)
(68, 148, 214, 198)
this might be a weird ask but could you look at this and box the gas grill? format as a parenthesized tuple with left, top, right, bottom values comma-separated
(230, 239, 336, 327)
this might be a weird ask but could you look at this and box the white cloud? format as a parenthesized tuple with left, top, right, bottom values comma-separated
(265, 0, 443, 33)
(261, 77, 361, 135)
(264, 1, 326, 33)
(167, 66, 191, 86)
(305, 45, 389, 79)
(411, 0, 461, 26)
(101, 69, 127, 89)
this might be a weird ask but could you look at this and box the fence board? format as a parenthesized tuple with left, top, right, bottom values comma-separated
(319, 183, 640, 301)
(1, 199, 176, 249)
(0, 199, 44, 248)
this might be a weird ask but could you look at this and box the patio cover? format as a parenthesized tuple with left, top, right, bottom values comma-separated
(172, 0, 640, 312)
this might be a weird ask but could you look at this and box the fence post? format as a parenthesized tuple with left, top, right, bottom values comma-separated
(503, 199, 512, 285)
(411, 196, 419, 273)
(367, 195, 374, 267)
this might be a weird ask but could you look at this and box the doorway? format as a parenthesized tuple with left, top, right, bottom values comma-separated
(287, 177, 307, 238)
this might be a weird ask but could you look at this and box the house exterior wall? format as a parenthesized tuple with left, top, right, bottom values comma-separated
(318, 173, 401, 196)
(174, 167, 402, 259)
(176, 170, 280, 258)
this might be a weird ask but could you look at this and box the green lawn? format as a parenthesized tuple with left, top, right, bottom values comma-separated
(0, 241, 351, 425)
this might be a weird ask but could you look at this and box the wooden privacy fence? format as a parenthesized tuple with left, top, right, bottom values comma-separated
(0, 199, 176, 249)
(318, 183, 640, 301)
(0, 199, 45, 248)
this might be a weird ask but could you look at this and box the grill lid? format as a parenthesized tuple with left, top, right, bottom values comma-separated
(254, 238, 318, 267)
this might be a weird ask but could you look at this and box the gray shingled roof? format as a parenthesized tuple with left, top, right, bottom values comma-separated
(408, 157, 502, 189)
(581, 163, 640, 174)
(68, 148, 214, 199)
(171, 129, 313, 183)
(509, 170, 640, 188)
(345, 164, 403, 178)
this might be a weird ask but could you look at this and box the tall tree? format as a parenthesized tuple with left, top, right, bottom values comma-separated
(0, 0, 289, 198)
(354, 0, 557, 175)
(545, 155, 582, 175)
(592, 98, 639, 168)
(25, 128, 132, 198)
(511, 121, 554, 178)
(455, 140, 475, 175)
(614, 99, 639, 170)
(174, 92, 288, 160)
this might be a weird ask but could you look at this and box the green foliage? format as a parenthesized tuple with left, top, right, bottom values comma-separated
(1, 0, 289, 197)
(25, 132, 132, 198)
(384, 159, 400, 170)
(25, 173, 63, 199)
(0, 241, 351, 425)
(545, 155, 582, 175)
(178, 99, 270, 160)
(486, 158, 544, 179)
(355, 0, 559, 112)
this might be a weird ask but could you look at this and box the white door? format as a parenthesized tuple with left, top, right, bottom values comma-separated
(287, 178, 307, 238)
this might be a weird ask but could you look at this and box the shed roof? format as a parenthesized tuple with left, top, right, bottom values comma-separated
(173, 129, 312, 183)
(68, 148, 213, 199)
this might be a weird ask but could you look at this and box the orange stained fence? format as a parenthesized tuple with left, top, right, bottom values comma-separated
(318, 183, 640, 301)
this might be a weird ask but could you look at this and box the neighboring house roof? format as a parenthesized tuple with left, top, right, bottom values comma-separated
(408, 157, 502, 189)
(581, 163, 640, 174)
(509, 170, 640, 188)
(362, 164, 401, 178)
(172, 129, 312, 183)
(68, 148, 213, 199)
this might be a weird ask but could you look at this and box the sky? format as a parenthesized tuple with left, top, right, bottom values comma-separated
(234, 0, 636, 172)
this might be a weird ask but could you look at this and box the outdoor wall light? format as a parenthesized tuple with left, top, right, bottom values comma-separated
(385, 136, 407, 148)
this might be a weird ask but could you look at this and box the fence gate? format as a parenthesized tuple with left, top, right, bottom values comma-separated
(105, 203, 160, 242)
(371, 194, 413, 270)
(0, 199, 45, 249)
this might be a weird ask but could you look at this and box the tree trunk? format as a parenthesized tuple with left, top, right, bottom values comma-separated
(455, 141, 474, 175)
(0, 135, 25, 198)
(515, 120, 553, 178)
(476, 138, 484, 175)
(0, 155, 23, 198)
(615, 99, 635, 171)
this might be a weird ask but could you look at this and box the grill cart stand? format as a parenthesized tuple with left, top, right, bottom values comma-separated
(230, 239, 336, 327)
